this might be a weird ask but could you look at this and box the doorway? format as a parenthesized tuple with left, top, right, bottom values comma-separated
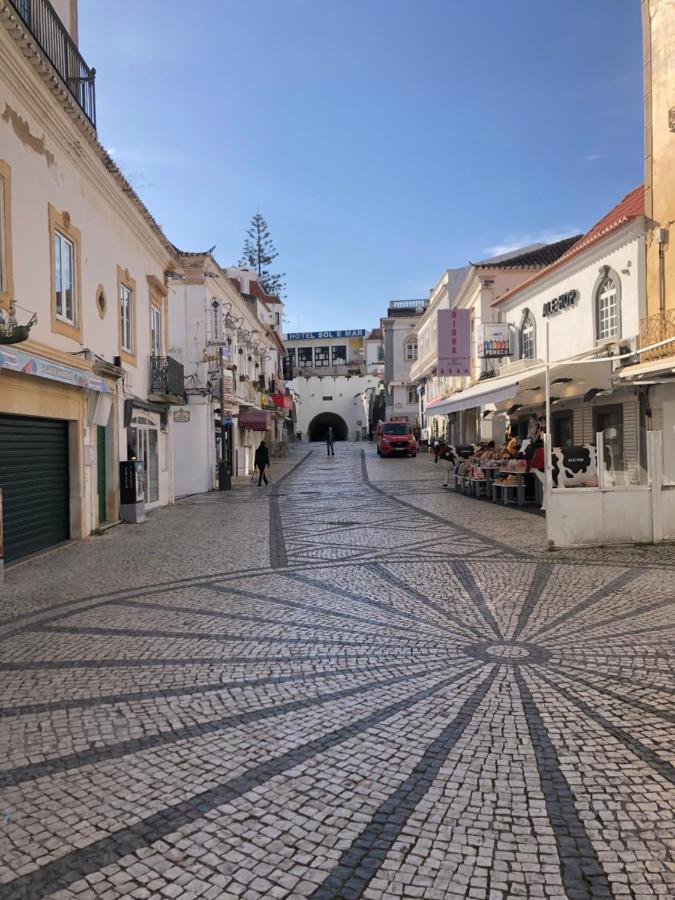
(128, 415, 160, 507)
(307, 413, 348, 442)
(594, 404, 624, 471)
(96, 425, 107, 523)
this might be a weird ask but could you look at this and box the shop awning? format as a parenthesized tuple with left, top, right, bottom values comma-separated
(238, 410, 271, 431)
(426, 358, 614, 416)
(614, 359, 675, 381)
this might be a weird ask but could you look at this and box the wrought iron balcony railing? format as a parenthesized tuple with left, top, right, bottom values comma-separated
(149, 356, 185, 401)
(8, 0, 96, 127)
(640, 309, 675, 361)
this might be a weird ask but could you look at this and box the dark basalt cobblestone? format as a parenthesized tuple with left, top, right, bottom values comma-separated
(0, 444, 673, 899)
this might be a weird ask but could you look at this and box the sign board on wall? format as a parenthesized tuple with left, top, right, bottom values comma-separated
(286, 330, 366, 340)
(437, 309, 471, 376)
(0, 346, 111, 392)
(478, 323, 510, 358)
(543, 289, 577, 318)
(174, 409, 191, 423)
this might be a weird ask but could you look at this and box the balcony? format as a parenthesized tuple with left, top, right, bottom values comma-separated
(149, 356, 185, 404)
(640, 310, 675, 361)
(8, 0, 96, 127)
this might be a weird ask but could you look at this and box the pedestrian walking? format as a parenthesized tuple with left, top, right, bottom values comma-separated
(254, 440, 271, 486)
(326, 425, 335, 457)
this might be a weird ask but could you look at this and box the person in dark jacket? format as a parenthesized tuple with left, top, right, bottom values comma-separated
(254, 440, 270, 486)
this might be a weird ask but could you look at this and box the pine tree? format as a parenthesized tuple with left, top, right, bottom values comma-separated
(240, 211, 286, 297)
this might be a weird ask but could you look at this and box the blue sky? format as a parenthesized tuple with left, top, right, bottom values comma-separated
(80, 0, 643, 332)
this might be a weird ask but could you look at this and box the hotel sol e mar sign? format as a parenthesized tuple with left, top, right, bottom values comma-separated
(542, 289, 578, 318)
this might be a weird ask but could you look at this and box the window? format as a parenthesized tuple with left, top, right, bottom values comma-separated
(314, 345, 330, 367)
(49, 205, 81, 340)
(54, 231, 75, 324)
(383, 423, 410, 435)
(120, 284, 133, 353)
(150, 305, 162, 356)
(407, 386, 417, 405)
(298, 346, 313, 366)
(520, 311, 535, 359)
(274, 312, 280, 325)
(332, 345, 347, 365)
(117, 267, 137, 361)
(288, 348, 296, 368)
(405, 337, 418, 361)
(597, 273, 619, 339)
(377, 345, 385, 362)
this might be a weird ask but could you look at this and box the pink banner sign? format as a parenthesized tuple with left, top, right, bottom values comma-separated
(437, 308, 471, 376)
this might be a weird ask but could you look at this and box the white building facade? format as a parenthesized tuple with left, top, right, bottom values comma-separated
(381, 299, 427, 426)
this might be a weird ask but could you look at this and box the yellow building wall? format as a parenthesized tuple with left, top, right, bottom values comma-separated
(643, 0, 675, 316)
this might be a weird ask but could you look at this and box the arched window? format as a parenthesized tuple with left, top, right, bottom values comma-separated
(596, 270, 620, 340)
(520, 310, 535, 359)
(404, 336, 418, 361)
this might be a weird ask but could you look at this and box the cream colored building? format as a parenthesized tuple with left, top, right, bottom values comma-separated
(0, 0, 181, 563)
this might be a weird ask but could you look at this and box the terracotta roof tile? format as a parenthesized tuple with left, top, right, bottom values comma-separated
(473, 235, 582, 270)
(492, 185, 644, 307)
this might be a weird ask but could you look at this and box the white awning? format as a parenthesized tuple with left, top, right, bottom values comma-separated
(425, 358, 614, 416)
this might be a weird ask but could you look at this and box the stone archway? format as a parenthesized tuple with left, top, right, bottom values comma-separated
(308, 413, 349, 442)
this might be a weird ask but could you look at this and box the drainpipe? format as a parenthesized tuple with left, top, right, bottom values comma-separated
(656, 227, 667, 314)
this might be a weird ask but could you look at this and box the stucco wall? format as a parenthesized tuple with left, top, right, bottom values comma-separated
(0, 23, 175, 527)
(289, 374, 379, 440)
(643, 0, 675, 316)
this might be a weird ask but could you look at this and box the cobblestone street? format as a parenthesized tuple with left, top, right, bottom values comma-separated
(1, 443, 674, 899)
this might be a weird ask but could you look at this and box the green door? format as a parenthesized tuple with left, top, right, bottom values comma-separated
(0, 414, 69, 562)
(97, 425, 106, 524)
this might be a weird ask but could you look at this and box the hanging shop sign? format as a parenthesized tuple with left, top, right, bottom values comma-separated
(437, 308, 471, 376)
(270, 393, 293, 409)
(543, 289, 578, 318)
(0, 346, 111, 392)
(286, 329, 366, 340)
(478, 323, 510, 358)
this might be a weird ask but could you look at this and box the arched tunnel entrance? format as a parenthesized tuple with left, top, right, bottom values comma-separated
(308, 413, 349, 442)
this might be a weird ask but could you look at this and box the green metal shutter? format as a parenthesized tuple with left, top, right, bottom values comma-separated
(0, 414, 70, 563)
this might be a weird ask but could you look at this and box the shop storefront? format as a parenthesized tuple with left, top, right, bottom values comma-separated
(433, 186, 648, 508)
(0, 344, 115, 562)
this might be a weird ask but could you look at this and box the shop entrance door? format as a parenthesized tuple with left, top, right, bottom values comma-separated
(594, 404, 624, 471)
(128, 416, 160, 507)
(96, 425, 106, 524)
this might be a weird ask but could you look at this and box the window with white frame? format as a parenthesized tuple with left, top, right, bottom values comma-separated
(520, 311, 535, 359)
(54, 230, 75, 324)
(597, 275, 619, 339)
(405, 336, 418, 361)
(407, 385, 417, 405)
(120, 283, 133, 352)
(150, 305, 162, 356)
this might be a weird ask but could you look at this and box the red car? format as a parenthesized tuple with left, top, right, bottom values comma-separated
(377, 422, 417, 457)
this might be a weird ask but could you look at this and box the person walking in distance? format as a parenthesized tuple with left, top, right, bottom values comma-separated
(254, 440, 270, 486)
(326, 425, 335, 457)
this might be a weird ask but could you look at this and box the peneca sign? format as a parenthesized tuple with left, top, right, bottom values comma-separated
(543, 289, 578, 318)
(437, 309, 471, 376)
